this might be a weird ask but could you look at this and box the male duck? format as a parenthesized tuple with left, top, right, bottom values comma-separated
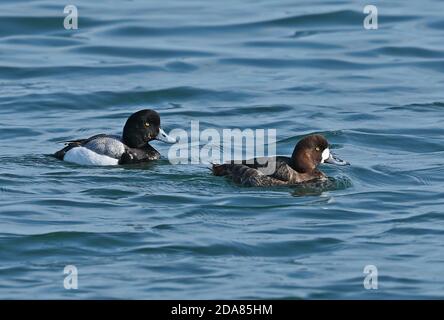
(54, 109, 176, 165)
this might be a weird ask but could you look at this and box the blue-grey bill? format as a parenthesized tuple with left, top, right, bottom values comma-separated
(325, 153, 349, 166)
(155, 128, 177, 144)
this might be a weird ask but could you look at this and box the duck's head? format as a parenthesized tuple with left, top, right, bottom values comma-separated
(122, 109, 176, 148)
(290, 134, 349, 173)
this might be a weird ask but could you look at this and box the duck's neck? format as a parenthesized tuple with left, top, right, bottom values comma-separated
(290, 149, 316, 173)
(122, 133, 147, 149)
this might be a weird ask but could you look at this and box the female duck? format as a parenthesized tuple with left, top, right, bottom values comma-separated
(54, 109, 176, 165)
(212, 134, 349, 186)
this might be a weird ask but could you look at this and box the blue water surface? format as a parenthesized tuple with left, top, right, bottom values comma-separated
(1, 0, 444, 299)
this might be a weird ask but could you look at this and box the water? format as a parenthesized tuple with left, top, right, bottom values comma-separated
(1, 0, 444, 299)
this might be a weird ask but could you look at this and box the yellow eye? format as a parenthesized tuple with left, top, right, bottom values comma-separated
(315, 147, 320, 151)
(144, 122, 150, 128)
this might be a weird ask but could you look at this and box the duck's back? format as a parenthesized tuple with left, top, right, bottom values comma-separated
(82, 135, 126, 159)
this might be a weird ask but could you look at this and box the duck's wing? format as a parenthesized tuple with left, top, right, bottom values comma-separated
(62, 134, 109, 146)
(212, 157, 298, 186)
(213, 156, 290, 170)
(53, 134, 125, 161)
(212, 162, 286, 186)
(82, 135, 126, 159)
(52, 136, 98, 160)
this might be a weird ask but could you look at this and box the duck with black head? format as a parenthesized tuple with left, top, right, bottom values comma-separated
(53, 109, 177, 166)
(212, 134, 349, 187)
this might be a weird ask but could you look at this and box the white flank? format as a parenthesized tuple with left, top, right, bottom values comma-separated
(64, 147, 119, 166)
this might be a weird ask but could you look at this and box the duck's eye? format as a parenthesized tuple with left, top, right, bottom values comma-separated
(144, 122, 150, 128)
(315, 147, 320, 151)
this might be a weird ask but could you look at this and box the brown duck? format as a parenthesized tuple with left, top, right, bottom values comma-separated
(212, 134, 349, 187)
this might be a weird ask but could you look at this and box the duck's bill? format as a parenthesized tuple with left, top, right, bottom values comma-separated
(155, 128, 177, 144)
(325, 153, 349, 166)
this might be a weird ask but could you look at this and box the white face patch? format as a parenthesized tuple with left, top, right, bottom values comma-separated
(321, 148, 330, 163)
